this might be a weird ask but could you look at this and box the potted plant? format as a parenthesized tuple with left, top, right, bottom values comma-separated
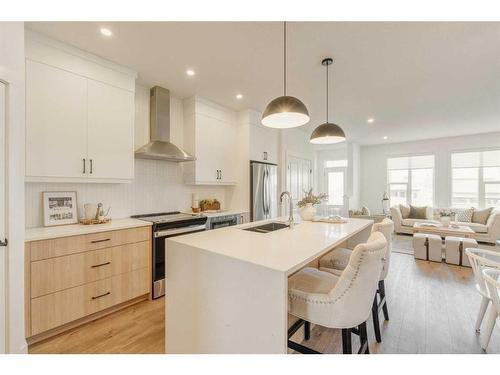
(297, 189, 328, 221)
(438, 209, 455, 227)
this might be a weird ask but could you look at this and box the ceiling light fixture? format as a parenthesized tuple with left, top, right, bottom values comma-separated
(367, 118, 375, 123)
(310, 58, 346, 145)
(261, 22, 309, 129)
(236, 94, 243, 100)
(186, 69, 195, 76)
(100, 27, 113, 37)
(383, 136, 388, 140)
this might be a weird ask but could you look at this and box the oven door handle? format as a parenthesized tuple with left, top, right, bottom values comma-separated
(154, 224, 207, 238)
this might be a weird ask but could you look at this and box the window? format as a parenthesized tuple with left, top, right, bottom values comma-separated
(325, 159, 348, 168)
(452, 150, 500, 208)
(387, 155, 434, 207)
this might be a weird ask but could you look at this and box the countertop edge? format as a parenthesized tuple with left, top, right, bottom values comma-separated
(25, 218, 153, 242)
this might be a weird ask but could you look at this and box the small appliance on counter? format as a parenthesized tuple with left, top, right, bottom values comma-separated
(131, 211, 207, 299)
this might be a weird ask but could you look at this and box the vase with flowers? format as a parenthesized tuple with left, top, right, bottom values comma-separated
(297, 189, 328, 221)
(438, 209, 455, 227)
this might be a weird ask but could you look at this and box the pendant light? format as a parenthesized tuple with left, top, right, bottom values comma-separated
(310, 58, 346, 144)
(261, 22, 310, 128)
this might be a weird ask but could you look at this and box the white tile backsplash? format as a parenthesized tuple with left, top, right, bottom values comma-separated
(25, 158, 227, 228)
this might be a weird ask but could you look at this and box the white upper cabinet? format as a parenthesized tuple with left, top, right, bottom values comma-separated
(26, 60, 88, 178)
(87, 80, 134, 180)
(183, 97, 236, 185)
(25, 32, 137, 183)
(244, 110, 279, 165)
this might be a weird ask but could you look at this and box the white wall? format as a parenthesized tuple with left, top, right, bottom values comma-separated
(360, 131, 500, 213)
(0, 22, 26, 354)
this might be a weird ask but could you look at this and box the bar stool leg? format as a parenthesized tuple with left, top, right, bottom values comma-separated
(341, 328, 352, 354)
(372, 293, 382, 343)
(379, 280, 389, 321)
(358, 321, 369, 354)
(304, 321, 311, 341)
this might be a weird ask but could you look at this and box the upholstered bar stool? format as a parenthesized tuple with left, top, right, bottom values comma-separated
(318, 218, 394, 342)
(465, 248, 500, 335)
(481, 268, 500, 352)
(287, 231, 387, 354)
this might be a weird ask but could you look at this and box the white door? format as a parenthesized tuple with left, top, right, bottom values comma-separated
(0, 81, 6, 353)
(87, 80, 134, 180)
(325, 167, 347, 213)
(25, 60, 88, 178)
(286, 155, 312, 209)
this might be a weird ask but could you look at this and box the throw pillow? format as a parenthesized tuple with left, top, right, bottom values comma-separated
(409, 205, 427, 219)
(472, 207, 493, 225)
(400, 204, 410, 219)
(456, 208, 474, 223)
(361, 206, 371, 216)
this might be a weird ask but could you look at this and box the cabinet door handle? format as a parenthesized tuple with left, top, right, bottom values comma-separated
(90, 238, 111, 244)
(0, 238, 7, 247)
(90, 159, 93, 174)
(91, 261, 111, 268)
(219, 170, 222, 180)
(83, 158, 86, 174)
(216, 170, 220, 180)
(263, 151, 268, 161)
(91, 291, 111, 300)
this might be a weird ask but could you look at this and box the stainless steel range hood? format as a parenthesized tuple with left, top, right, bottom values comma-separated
(135, 86, 195, 162)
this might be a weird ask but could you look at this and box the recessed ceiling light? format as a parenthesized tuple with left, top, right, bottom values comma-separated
(383, 136, 388, 140)
(367, 118, 375, 123)
(186, 69, 195, 76)
(236, 94, 243, 100)
(100, 27, 113, 37)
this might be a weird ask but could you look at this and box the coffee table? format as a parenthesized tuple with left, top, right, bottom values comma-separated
(412, 222, 475, 238)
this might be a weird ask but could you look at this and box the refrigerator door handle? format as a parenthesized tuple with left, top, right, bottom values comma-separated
(264, 168, 270, 217)
(262, 167, 267, 217)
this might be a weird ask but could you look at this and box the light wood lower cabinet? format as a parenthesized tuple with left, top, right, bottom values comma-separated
(31, 268, 149, 335)
(25, 226, 152, 341)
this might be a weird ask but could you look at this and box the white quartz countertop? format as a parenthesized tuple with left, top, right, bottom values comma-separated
(168, 217, 373, 275)
(25, 218, 152, 242)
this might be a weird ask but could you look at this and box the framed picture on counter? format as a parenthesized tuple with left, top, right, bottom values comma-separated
(43, 191, 79, 227)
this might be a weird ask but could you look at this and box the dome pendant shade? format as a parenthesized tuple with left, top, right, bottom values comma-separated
(261, 95, 310, 128)
(262, 21, 310, 129)
(310, 122, 346, 144)
(310, 57, 346, 144)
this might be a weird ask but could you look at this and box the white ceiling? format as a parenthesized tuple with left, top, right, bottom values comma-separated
(26, 22, 500, 145)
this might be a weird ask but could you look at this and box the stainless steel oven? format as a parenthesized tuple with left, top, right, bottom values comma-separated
(132, 212, 207, 299)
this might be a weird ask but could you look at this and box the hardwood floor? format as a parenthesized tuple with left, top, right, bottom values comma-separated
(29, 297, 165, 354)
(30, 252, 500, 354)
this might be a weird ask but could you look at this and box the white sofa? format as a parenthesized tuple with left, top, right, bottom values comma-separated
(390, 205, 500, 244)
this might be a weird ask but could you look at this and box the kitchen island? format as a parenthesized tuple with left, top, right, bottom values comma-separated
(166, 217, 373, 354)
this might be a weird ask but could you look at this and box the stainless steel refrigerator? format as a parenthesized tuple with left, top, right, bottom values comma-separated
(250, 161, 278, 221)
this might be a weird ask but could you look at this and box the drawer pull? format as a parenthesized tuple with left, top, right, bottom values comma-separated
(91, 291, 111, 300)
(90, 238, 111, 244)
(91, 261, 111, 268)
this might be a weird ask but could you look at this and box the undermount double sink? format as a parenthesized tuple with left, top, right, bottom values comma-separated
(242, 222, 289, 233)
